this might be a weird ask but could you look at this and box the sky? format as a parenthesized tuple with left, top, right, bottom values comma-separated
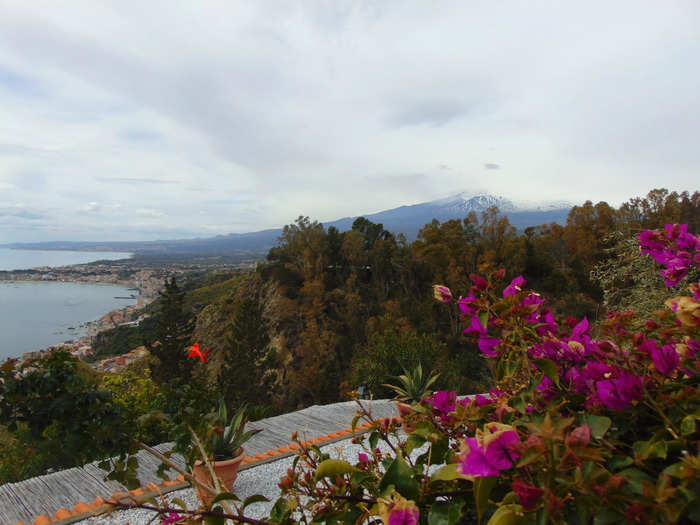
(0, 1, 698, 242)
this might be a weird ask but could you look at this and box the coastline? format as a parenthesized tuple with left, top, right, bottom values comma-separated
(2, 260, 168, 367)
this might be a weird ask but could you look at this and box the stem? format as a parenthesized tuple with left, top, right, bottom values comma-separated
(107, 500, 271, 525)
(644, 397, 680, 439)
(136, 441, 215, 496)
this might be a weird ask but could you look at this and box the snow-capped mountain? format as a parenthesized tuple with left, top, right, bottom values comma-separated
(324, 192, 573, 239)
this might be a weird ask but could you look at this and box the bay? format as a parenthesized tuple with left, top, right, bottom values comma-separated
(0, 247, 132, 271)
(0, 281, 138, 359)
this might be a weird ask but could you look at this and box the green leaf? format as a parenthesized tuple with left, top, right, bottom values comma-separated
(486, 504, 527, 525)
(242, 494, 270, 510)
(475, 476, 498, 524)
(662, 461, 684, 478)
(619, 468, 653, 495)
(269, 498, 291, 523)
(379, 453, 420, 500)
(429, 501, 463, 525)
(593, 509, 625, 525)
(681, 415, 697, 436)
(211, 492, 239, 504)
(430, 463, 472, 483)
(314, 459, 359, 482)
(369, 431, 379, 452)
(478, 311, 489, 330)
(405, 433, 427, 455)
(170, 497, 186, 510)
(584, 414, 611, 439)
(534, 358, 560, 387)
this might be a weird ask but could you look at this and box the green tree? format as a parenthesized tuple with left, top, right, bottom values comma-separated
(150, 277, 194, 385)
(0, 350, 125, 481)
(218, 297, 273, 409)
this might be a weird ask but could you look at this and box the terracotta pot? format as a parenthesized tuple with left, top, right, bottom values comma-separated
(395, 401, 417, 433)
(192, 447, 245, 506)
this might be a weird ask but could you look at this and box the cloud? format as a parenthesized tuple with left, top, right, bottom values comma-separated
(0, 2, 697, 242)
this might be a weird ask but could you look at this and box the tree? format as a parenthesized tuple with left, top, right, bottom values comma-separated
(150, 277, 194, 385)
(218, 297, 273, 408)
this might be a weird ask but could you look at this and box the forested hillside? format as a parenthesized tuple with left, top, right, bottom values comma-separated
(1, 188, 698, 482)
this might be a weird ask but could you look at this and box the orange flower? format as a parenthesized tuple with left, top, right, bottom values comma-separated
(187, 343, 210, 363)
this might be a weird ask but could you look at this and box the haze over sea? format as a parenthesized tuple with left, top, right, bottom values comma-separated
(0, 249, 136, 359)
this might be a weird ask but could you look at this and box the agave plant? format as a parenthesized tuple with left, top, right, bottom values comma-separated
(205, 401, 262, 460)
(383, 364, 440, 404)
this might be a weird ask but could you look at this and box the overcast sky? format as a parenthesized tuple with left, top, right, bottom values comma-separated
(0, 1, 698, 242)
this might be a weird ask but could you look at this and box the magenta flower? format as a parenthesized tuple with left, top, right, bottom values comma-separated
(358, 452, 370, 465)
(379, 492, 420, 525)
(388, 507, 419, 525)
(458, 292, 478, 315)
(640, 339, 680, 376)
(459, 424, 520, 477)
(161, 513, 183, 525)
(428, 390, 456, 421)
(470, 273, 489, 291)
(503, 275, 526, 297)
(478, 336, 501, 356)
(432, 284, 452, 303)
(595, 370, 643, 410)
(512, 480, 544, 511)
(464, 313, 488, 336)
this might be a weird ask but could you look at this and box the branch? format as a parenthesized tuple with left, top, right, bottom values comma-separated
(106, 500, 272, 525)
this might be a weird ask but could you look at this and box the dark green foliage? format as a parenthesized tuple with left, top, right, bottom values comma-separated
(150, 277, 194, 385)
(218, 297, 273, 408)
(0, 350, 125, 481)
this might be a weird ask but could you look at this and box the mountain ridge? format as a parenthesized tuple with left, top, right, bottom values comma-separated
(4, 193, 573, 256)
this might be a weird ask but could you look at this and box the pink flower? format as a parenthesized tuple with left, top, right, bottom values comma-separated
(428, 390, 456, 421)
(161, 513, 183, 525)
(595, 370, 643, 410)
(378, 492, 420, 525)
(470, 273, 489, 291)
(503, 275, 526, 297)
(358, 453, 370, 465)
(478, 336, 501, 356)
(458, 424, 520, 477)
(512, 480, 544, 511)
(651, 343, 680, 376)
(432, 285, 452, 303)
(457, 292, 478, 315)
(387, 507, 420, 525)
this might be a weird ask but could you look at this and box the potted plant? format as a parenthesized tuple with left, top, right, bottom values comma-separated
(192, 401, 261, 506)
(383, 364, 439, 431)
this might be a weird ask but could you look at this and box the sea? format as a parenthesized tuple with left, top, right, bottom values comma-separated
(0, 248, 136, 360)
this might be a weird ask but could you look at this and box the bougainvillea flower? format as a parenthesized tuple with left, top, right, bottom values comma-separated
(459, 424, 520, 477)
(478, 336, 501, 356)
(512, 480, 545, 511)
(503, 275, 526, 297)
(595, 370, 643, 410)
(161, 513, 183, 525)
(459, 437, 501, 477)
(464, 313, 488, 336)
(432, 284, 452, 303)
(428, 390, 456, 421)
(470, 273, 489, 291)
(187, 343, 210, 363)
(378, 491, 420, 525)
(457, 292, 478, 315)
(651, 343, 680, 376)
(358, 453, 370, 465)
(570, 317, 590, 341)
